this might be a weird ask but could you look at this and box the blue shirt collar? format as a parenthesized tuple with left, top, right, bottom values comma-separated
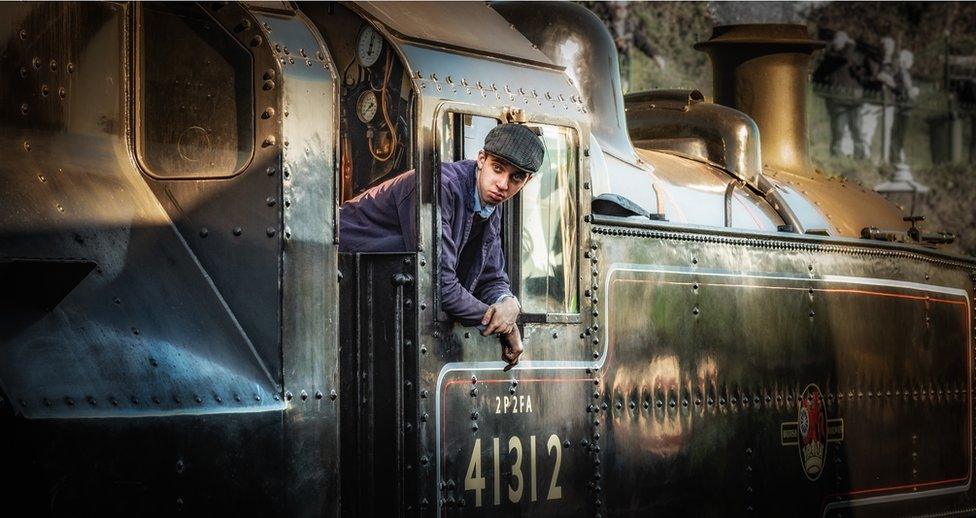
(473, 174, 496, 218)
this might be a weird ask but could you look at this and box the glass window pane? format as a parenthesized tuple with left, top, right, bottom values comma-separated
(520, 125, 578, 314)
(139, 2, 253, 178)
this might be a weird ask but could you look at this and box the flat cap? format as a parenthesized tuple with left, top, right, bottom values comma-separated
(483, 123, 546, 174)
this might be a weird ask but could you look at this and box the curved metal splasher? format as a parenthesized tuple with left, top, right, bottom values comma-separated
(491, 1, 640, 164)
(625, 89, 764, 188)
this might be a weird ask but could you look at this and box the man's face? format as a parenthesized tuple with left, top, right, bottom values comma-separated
(476, 151, 532, 205)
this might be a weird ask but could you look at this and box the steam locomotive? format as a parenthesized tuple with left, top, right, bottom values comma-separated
(1, 2, 973, 516)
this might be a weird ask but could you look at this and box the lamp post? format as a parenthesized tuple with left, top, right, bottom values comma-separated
(874, 164, 929, 218)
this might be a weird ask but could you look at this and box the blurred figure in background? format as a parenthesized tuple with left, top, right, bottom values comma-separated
(814, 31, 867, 158)
(959, 77, 976, 163)
(860, 36, 897, 162)
(889, 49, 920, 165)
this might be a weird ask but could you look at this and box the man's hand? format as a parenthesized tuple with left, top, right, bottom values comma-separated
(500, 326, 523, 371)
(481, 297, 520, 336)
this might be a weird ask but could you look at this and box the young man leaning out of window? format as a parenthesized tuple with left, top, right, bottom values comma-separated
(339, 123, 546, 370)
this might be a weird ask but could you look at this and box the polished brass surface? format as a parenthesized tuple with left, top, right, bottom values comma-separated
(696, 24, 907, 237)
(625, 89, 763, 188)
(635, 149, 783, 231)
(695, 24, 822, 179)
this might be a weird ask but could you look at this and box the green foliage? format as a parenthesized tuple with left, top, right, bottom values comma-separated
(625, 2, 715, 95)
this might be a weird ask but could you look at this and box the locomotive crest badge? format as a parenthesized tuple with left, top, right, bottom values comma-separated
(780, 384, 845, 481)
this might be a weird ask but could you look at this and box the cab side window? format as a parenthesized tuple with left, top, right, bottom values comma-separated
(518, 125, 578, 315)
(442, 113, 579, 318)
(137, 2, 253, 179)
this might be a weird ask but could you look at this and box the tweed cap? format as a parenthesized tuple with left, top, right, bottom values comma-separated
(483, 123, 546, 174)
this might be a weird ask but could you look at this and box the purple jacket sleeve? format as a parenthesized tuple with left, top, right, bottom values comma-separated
(439, 182, 490, 326)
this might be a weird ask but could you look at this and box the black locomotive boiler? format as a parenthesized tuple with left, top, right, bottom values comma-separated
(0, 2, 973, 517)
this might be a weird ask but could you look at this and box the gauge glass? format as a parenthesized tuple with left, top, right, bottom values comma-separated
(357, 91, 378, 123)
(356, 26, 384, 68)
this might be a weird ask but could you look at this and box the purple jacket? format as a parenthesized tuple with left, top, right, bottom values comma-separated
(339, 160, 513, 325)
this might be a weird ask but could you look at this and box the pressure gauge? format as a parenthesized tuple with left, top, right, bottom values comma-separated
(356, 90, 378, 123)
(356, 26, 384, 68)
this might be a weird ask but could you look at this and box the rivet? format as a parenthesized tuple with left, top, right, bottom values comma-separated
(300, 390, 308, 401)
(41, 84, 49, 97)
(199, 227, 209, 238)
(421, 413, 429, 422)
(266, 227, 277, 237)
(49, 59, 57, 71)
(20, 102, 28, 115)
(58, 87, 66, 100)
(32, 57, 41, 69)
(195, 395, 203, 403)
(250, 35, 264, 47)
(285, 391, 293, 401)
(19, 67, 28, 78)
(330, 389, 338, 400)
(233, 227, 243, 236)
(19, 29, 27, 40)
(263, 135, 276, 147)
(66, 62, 75, 74)
(263, 79, 275, 91)
(262, 107, 275, 119)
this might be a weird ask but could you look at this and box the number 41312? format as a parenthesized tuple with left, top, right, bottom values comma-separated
(464, 433, 563, 507)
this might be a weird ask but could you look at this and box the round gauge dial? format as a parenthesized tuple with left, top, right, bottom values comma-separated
(356, 90, 379, 123)
(356, 26, 384, 68)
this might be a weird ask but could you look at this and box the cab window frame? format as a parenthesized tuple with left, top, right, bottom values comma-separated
(133, 1, 256, 181)
(432, 106, 582, 325)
